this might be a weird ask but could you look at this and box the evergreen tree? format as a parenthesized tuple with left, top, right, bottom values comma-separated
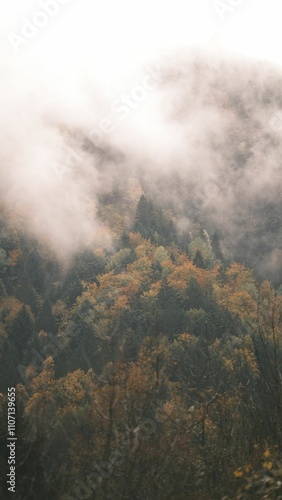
(193, 249, 205, 269)
(36, 298, 57, 334)
(211, 231, 224, 262)
(8, 305, 34, 361)
(134, 195, 178, 245)
(62, 250, 105, 307)
(133, 195, 154, 239)
(157, 279, 186, 337)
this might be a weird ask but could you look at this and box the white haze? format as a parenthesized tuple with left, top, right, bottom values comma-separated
(1, 0, 282, 257)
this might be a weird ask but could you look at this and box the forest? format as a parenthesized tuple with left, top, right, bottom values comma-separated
(1, 182, 282, 499)
(3, 0, 282, 496)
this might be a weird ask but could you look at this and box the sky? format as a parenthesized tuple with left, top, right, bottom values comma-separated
(1, 0, 282, 257)
(2, 0, 282, 78)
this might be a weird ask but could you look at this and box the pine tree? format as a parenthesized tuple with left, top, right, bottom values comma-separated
(36, 298, 57, 334)
(134, 195, 178, 244)
(133, 195, 154, 239)
(211, 232, 224, 262)
(193, 249, 205, 269)
(8, 305, 34, 361)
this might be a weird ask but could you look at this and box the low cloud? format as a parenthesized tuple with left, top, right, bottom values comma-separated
(2, 41, 282, 277)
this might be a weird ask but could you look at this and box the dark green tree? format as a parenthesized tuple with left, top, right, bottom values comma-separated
(133, 195, 154, 239)
(8, 305, 34, 361)
(211, 232, 224, 262)
(36, 298, 57, 334)
(193, 249, 205, 269)
(133, 195, 178, 245)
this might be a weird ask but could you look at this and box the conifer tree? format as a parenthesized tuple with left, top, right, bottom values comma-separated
(8, 305, 34, 361)
(193, 249, 205, 269)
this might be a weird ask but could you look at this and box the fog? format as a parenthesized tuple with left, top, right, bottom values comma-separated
(2, 1, 282, 271)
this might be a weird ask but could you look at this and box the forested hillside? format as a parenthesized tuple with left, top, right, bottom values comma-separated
(4, 0, 282, 496)
(1, 188, 282, 499)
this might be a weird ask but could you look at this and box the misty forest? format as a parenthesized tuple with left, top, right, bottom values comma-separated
(2, 57, 282, 499)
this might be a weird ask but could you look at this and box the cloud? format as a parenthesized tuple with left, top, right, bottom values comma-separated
(2, 1, 282, 274)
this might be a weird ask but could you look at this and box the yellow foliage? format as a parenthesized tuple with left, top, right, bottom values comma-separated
(168, 261, 204, 295)
(219, 289, 256, 320)
(223, 358, 235, 372)
(226, 262, 255, 292)
(111, 294, 130, 316)
(262, 461, 273, 470)
(179, 332, 194, 343)
(142, 281, 162, 300)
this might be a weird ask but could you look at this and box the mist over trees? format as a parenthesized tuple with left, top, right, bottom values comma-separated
(2, 56, 282, 277)
(1, 175, 282, 498)
(1, 56, 282, 498)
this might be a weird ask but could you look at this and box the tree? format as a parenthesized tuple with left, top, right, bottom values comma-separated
(133, 195, 178, 245)
(193, 249, 205, 269)
(133, 195, 155, 240)
(36, 299, 57, 335)
(211, 232, 224, 262)
(8, 305, 34, 361)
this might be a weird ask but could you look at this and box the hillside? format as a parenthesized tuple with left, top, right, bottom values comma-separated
(0, 190, 282, 498)
(3, 49, 282, 499)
